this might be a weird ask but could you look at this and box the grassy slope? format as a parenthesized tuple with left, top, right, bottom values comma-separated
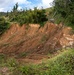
(40, 49, 74, 75)
(0, 49, 74, 75)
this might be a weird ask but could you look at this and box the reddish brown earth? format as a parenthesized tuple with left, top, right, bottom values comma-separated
(0, 22, 74, 63)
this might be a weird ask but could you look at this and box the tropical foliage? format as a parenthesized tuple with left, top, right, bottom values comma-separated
(53, 0, 74, 28)
(0, 17, 10, 35)
(7, 3, 47, 26)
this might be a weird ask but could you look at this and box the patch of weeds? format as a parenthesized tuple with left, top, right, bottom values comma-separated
(0, 53, 5, 63)
(40, 35, 47, 43)
(0, 54, 5, 59)
(19, 64, 38, 75)
(0, 54, 7, 67)
(19, 65, 31, 75)
(18, 52, 28, 58)
(6, 58, 18, 67)
(47, 53, 53, 57)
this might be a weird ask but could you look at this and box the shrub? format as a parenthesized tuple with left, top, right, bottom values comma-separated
(0, 17, 10, 35)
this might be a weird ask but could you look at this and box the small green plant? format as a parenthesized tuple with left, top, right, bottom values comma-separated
(0, 54, 5, 59)
(41, 35, 47, 43)
(0, 54, 5, 63)
(19, 64, 40, 75)
(18, 52, 28, 58)
(0, 17, 10, 35)
(20, 65, 30, 75)
(6, 58, 18, 67)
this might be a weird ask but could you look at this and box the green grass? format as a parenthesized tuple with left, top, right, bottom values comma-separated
(10, 49, 74, 75)
(18, 49, 74, 75)
(43, 49, 74, 75)
(0, 49, 74, 75)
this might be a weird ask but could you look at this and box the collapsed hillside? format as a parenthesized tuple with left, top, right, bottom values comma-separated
(0, 22, 74, 60)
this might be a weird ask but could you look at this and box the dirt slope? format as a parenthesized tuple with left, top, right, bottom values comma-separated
(0, 22, 74, 62)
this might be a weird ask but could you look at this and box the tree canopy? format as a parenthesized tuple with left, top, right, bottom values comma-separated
(0, 17, 10, 35)
(53, 0, 74, 28)
(7, 3, 47, 26)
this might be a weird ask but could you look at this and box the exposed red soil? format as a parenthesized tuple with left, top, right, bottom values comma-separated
(0, 22, 74, 63)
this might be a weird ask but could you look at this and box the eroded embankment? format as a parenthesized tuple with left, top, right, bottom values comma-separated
(0, 22, 74, 62)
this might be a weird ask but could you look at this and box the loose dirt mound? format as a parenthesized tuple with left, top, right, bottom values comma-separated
(0, 22, 74, 62)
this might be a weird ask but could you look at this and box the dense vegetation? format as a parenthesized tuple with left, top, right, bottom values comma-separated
(0, 17, 10, 35)
(6, 3, 47, 26)
(53, 0, 74, 29)
(0, 3, 48, 35)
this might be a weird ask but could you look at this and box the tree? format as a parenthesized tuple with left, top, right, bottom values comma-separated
(0, 17, 10, 35)
(53, 0, 74, 28)
(13, 3, 18, 12)
(8, 3, 48, 26)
